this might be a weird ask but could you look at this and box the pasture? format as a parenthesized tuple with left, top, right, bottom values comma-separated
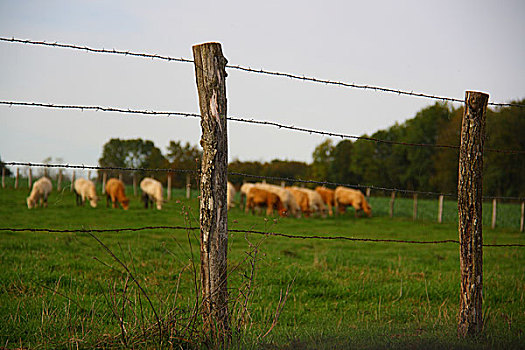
(0, 179, 524, 349)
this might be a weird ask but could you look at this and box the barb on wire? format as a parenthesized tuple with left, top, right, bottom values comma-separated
(2, 36, 523, 108)
(4, 161, 196, 174)
(2, 99, 524, 155)
(1, 226, 523, 247)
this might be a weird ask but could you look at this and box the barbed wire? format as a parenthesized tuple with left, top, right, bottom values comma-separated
(4, 161, 196, 174)
(1, 37, 523, 108)
(2, 100, 524, 155)
(0, 226, 523, 247)
(4, 161, 524, 201)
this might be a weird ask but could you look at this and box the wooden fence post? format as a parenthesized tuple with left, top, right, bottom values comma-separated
(102, 172, 107, 194)
(193, 42, 230, 343)
(28, 168, 32, 188)
(366, 187, 371, 198)
(70, 171, 75, 192)
(413, 194, 418, 220)
(118, 173, 123, 182)
(15, 168, 19, 189)
(167, 173, 172, 200)
(1, 167, 5, 188)
(491, 199, 497, 229)
(520, 202, 525, 232)
(438, 195, 444, 223)
(389, 191, 396, 218)
(133, 174, 138, 197)
(457, 91, 488, 338)
(186, 174, 191, 199)
(57, 169, 63, 191)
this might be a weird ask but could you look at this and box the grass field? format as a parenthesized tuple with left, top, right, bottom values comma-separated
(0, 178, 524, 349)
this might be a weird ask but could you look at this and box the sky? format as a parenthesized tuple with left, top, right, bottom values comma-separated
(1, 0, 524, 173)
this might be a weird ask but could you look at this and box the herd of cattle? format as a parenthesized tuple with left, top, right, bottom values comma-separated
(25, 176, 372, 218)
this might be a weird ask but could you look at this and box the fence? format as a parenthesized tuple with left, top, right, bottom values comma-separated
(1, 38, 524, 343)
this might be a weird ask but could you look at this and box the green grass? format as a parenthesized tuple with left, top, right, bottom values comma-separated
(0, 178, 524, 349)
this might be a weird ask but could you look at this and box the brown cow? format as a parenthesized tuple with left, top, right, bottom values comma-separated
(246, 187, 286, 216)
(334, 186, 371, 217)
(315, 186, 335, 216)
(286, 187, 311, 217)
(105, 178, 130, 210)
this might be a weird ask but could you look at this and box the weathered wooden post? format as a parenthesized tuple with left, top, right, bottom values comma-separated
(102, 172, 107, 194)
(438, 195, 444, 223)
(186, 174, 191, 199)
(70, 171, 75, 192)
(193, 42, 230, 343)
(491, 199, 497, 229)
(133, 174, 138, 196)
(366, 187, 371, 198)
(28, 168, 32, 188)
(118, 173, 123, 182)
(15, 168, 19, 189)
(413, 194, 418, 220)
(389, 191, 396, 218)
(1, 167, 5, 188)
(520, 202, 525, 232)
(57, 169, 63, 191)
(457, 91, 488, 338)
(167, 173, 172, 200)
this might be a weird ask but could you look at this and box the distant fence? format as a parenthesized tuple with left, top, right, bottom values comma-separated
(1, 37, 524, 342)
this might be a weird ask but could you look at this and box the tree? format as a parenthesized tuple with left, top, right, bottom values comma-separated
(330, 140, 357, 185)
(98, 138, 167, 184)
(166, 141, 203, 187)
(310, 140, 334, 182)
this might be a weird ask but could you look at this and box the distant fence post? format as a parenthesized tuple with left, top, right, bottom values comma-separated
(70, 171, 75, 192)
(118, 173, 123, 182)
(28, 168, 32, 188)
(186, 174, 191, 199)
(133, 174, 138, 196)
(366, 187, 371, 198)
(193, 41, 230, 343)
(491, 199, 497, 230)
(167, 173, 172, 200)
(389, 191, 396, 218)
(413, 194, 418, 220)
(57, 169, 63, 191)
(520, 202, 525, 232)
(438, 195, 444, 223)
(457, 91, 488, 338)
(1, 167, 5, 188)
(102, 172, 107, 194)
(15, 168, 19, 189)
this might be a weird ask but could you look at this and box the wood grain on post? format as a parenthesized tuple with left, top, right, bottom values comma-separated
(413, 194, 418, 220)
(491, 199, 497, 230)
(457, 91, 488, 338)
(438, 195, 444, 223)
(389, 191, 396, 218)
(193, 42, 230, 341)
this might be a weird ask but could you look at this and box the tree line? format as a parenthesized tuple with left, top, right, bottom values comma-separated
(95, 100, 523, 197)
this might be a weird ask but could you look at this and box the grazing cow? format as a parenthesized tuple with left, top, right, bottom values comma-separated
(292, 187, 327, 218)
(239, 182, 255, 210)
(286, 187, 311, 217)
(74, 178, 98, 208)
(315, 186, 335, 216)
(27, 177, 52, 209)
(246, 187, 286, 216)
(334, 186, 372, 217)
(227, 181, 236, 210)
(255, 183, 301, 218)
(105, 178, 129, 210)
(140, 177, 163, 210)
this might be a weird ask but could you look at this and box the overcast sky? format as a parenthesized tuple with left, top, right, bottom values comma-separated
(1, 0, 524, 171)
